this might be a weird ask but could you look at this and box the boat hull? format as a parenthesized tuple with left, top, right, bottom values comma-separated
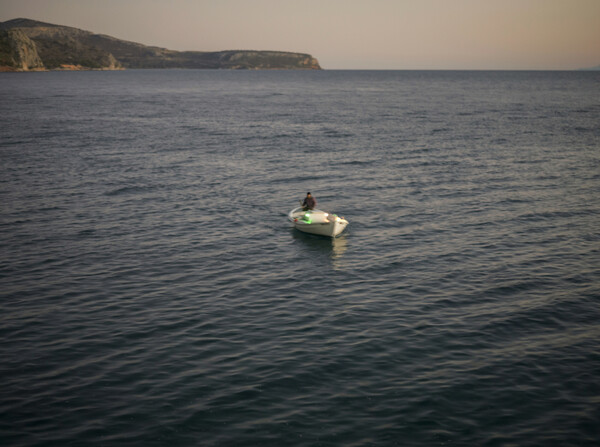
(288, 207, 348, 237)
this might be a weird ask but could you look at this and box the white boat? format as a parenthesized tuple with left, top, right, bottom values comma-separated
(288, 207, 349, 237)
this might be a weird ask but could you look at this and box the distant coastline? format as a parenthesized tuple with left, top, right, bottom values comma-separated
(578, 64, 600, 71)
(0, 18, 322, 72)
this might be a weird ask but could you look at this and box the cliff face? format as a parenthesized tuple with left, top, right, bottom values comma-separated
(22, 25, 122, 70)
(0, 29, 45, 71)
(0, 18, 321, 71)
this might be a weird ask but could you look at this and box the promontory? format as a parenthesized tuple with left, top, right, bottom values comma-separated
(0, 18, 322, 71)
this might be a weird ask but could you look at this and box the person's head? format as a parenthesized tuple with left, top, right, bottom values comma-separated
(306, 192, 311, 197)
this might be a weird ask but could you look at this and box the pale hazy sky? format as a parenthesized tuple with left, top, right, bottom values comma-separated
(1, 0, 598, 69)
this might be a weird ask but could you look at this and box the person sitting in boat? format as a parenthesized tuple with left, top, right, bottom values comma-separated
(302, 192, 316, 211)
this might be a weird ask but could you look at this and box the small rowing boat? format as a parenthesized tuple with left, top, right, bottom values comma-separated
(288, 207, 349, 237)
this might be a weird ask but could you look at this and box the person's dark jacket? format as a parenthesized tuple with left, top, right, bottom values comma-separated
(303, 196, 316, 210)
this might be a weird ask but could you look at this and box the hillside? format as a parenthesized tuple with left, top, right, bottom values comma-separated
(0, 18, 321, 71)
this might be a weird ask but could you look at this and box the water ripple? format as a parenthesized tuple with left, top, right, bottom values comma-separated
(1, 70, 599, 447)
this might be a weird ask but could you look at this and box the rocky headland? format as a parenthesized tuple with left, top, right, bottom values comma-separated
(0, 18, 321, 71)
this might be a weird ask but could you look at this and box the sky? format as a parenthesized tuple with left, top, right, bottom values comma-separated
(1, 0, 598, 70)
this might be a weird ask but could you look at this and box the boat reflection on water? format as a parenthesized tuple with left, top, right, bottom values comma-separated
(291, 230, 348, 269)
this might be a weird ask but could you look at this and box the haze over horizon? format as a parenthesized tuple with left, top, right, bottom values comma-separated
(1, 0, 598, 70)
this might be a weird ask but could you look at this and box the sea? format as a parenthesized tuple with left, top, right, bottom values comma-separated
(1, 69, 599, 446)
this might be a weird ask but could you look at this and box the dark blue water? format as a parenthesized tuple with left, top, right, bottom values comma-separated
(1, 70, 599, 446)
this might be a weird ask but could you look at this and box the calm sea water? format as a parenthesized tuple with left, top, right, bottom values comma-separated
(1, 70, 599, 446)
